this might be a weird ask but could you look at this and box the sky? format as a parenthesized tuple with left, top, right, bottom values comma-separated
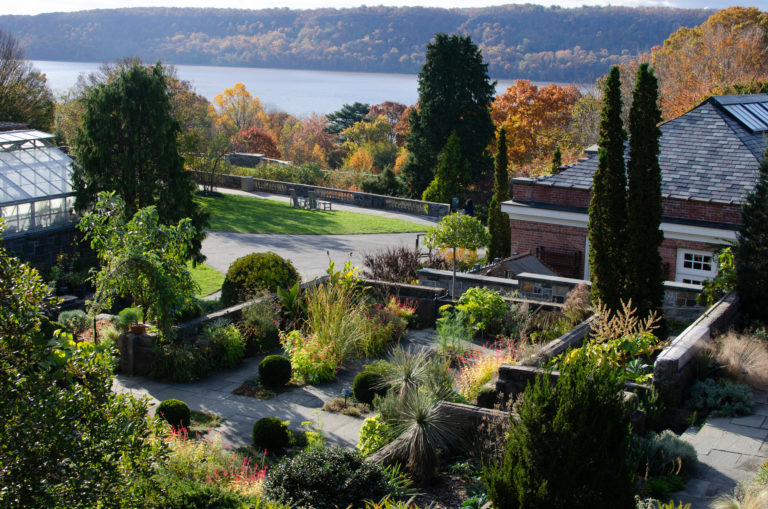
(2, 0, 766, 16)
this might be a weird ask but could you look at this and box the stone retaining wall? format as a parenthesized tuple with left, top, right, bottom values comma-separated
(653, 292, 739, 406)
(190, 170, 450, 218)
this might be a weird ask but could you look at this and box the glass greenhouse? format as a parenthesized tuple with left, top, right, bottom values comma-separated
(0, 130, 76, 236)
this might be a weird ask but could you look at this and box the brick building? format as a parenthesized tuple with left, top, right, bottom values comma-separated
(502, 94, 768, 283)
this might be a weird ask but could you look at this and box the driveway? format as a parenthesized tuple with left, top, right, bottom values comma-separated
(202, 231, 425, 281)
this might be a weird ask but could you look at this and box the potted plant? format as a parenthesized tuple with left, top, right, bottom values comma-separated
(116, 306, 146, 335)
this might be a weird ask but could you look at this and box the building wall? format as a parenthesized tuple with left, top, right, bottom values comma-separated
(512, 181, 742, 225)
(3, 226, 79, 272)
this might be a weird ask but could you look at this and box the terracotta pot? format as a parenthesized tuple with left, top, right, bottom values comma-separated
(129, 323, 148, 335)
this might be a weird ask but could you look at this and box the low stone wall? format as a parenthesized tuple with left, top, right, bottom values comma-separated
(363, 279, 446, 328)
(653, 292, 739, 407)
(518, 316, 594, 366)
(417, 268, 703, 321)
(190, 170, 450, 218)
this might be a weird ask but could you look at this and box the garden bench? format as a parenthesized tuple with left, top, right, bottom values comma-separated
(289, 189, 306, 208)
(307, 190, 332, 211)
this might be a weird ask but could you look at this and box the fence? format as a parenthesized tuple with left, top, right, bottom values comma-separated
(191, 170, 450, 218)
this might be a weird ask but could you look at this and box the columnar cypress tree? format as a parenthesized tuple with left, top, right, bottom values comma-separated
(626, 63, 664, 320)
(488, 127, 511, 260)
(588, 66, 627, 313)
(421, 132, 469, 204)
(735, 148, 768, 323)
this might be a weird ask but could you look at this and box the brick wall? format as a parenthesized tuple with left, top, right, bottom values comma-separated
(3, 226, 79, 271)
(513, 181, 742, 225)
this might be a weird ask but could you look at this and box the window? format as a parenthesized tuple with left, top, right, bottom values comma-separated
(676, 249, 717, 285)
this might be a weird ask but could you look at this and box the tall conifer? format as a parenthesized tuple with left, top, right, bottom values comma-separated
(488, 127, 511, 260)
(588, 66, 627, 313)
(626, 63, 664, 320)
(736, 148, 768, 323)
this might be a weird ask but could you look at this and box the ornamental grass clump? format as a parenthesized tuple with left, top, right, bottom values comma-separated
(454, 345, 517, 401)
(711, 331, 768, 390)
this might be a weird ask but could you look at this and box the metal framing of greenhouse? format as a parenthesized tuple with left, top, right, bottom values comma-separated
(0, 129, 77, 238)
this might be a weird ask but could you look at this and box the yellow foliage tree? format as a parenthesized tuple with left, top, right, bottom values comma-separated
(213, 82, 264, 131)
(346, 147, 375, 173)
(652, 6, 768, 119)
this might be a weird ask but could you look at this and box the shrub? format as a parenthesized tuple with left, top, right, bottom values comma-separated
(454, 287, 507, 338)
(353, 371, 387, 405)
(361, 246, 422, 284)
(711, 331, 768, 390)
(685, 378, 754, 418)
(259, 355, 292, 387)
(252, 417, 290, 453)
(116, 306, 143, 332)
(640, 430, 698, 478)
(484, 350, 635, 509)
(58, 309, 90, 336)
(202, 320, 245, 369)
(262, 446, 390, 509)
(220, 252, 299, 307)
(240, 298, 281, 355)
(158, 399, 191, 429)
(357, 415, 392, 457)
(152, 342, 210, 383)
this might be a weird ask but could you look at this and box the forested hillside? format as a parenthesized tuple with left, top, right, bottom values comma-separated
(1, 5, 711, 81)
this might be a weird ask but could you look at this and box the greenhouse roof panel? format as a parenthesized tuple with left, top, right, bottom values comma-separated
(0, 130, 73, 206)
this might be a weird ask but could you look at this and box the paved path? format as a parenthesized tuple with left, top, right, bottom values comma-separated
(201, 186, 437, 281)
(674, 390, 768, 507)
(112, 329, 439, 450)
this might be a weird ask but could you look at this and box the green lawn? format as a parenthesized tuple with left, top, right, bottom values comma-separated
(197, 193, 426, 235)
(187, 261, 225, 297)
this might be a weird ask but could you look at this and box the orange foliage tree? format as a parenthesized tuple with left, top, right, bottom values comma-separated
(652, 7, 768, 120)
(230, 127, 281, 159)
(213, 82, 264, 131)
(368, 101, 408, 145)
(491, 80, 581, 172)
(278, 113, 337, 165)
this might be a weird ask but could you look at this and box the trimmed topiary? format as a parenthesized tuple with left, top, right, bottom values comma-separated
(220, 252, 299, 307)
(252, 417, 290, 453)
(352, 371, 386, 405)
(259, 355, 292, 387)
(476, 385, 497, 409)
(157, 399, 191, 429)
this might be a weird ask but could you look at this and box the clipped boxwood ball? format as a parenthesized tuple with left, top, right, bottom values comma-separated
(253, 417, 290, 453)
(157, 399, 191, 429)
(220, 252, 299, 307)
(259, 355, 292, 387)
(352, 371, 387, 405)
(476, 386, 498, 409)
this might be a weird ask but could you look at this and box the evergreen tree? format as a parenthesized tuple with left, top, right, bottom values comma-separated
(626, 63, 664, 321)
(422, 132, 469, 204)
(484, 351, 635, 509)
(551, 144, 562, 173)
(588, 66, 627, 313)
(488, 127, 512, 260)
(736, 147, 768, 323)
(72, 62, 208, 261)
(402, 33, 496, 198)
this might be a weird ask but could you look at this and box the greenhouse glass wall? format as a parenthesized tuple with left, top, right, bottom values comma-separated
(0, 129, 76, 237)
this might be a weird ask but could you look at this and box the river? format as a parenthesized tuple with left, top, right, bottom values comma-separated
(33, 60, 582, 117)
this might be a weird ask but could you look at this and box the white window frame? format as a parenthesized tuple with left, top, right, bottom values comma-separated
(675, 249, 717, 285)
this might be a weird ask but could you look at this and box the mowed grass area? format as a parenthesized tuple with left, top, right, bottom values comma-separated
(197, 193, 426, 235)
(187, 261, 225, 297)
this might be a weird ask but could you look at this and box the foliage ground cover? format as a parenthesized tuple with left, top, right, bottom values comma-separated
(197, 193, 425, 234)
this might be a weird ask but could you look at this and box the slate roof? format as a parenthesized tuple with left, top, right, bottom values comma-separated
(514, 95, 767, 205)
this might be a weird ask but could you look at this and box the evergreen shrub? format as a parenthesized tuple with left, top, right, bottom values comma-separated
(220, 252, 299, 307)
(263, 446, 389, 509)
(259, 355, 292, 387)
(58, 309, 90, 336)
(157, 399, 191, 429)
(685, 378, 754, 418)
(484, 350, 635, 509)
(252, 417, 290, 453)
(352, 371, 387, 404)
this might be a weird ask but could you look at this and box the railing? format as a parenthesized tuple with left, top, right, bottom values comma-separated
(190, 170, 450, 218)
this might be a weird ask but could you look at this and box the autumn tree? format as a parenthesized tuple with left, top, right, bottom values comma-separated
(487, 127, 511, 261)
(491, 80, 580, 172)
(652, 7, 768, 119)
(0, 30, 54, 130)
(588, 66, 627, 313)
(341, 115, 399, 171)
(72, 62, 208, 261)
(402, 33, 496, 198)
(231, 126, 282, 159)
(567, 92, 602, 149)
(625, 63, 664, 321)
(279, 113, 337, 166)
(213, 82, 264, 131)
(368, 101, 407, 144)
(422, 132, 469, 204)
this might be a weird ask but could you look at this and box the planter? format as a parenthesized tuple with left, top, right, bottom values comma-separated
(129, 323, 148, 335)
